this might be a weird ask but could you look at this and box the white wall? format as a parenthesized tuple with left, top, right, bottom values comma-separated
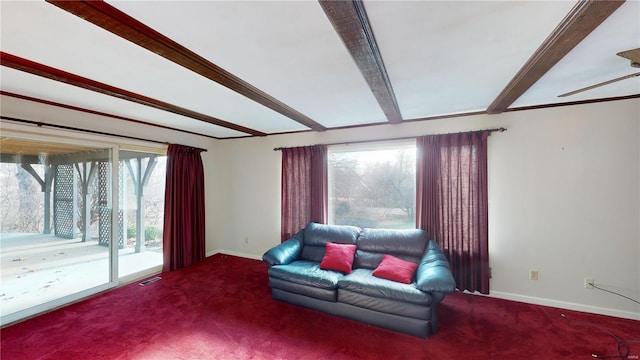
(210, 99, 640, 320)
(485, 100, 639, 320)
(3, 95, 638, 320)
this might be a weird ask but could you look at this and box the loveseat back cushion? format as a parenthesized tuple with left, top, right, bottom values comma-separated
(353, 228, 428, 270)
(300, 222, 360, 262)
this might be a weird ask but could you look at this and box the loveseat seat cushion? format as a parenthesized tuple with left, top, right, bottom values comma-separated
(353, 228, 427, 270)
(268, 260, 343, 290)
(269, 278, 337, 302)
(338, 289, 432, 320)
(338, 269, 433, 305)
(300, 223, 360, 262)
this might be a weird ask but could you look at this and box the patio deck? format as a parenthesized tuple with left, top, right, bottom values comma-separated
(0, 233, 162, 317)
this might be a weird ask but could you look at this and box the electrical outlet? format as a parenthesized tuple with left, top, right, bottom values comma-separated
(530, 269, 538, 281)
(244, 237, 248, 244)
(584, 277, 594, 289)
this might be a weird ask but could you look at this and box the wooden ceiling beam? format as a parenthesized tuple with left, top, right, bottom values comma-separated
(1, 91, 219, 140)
(319, 0, 402, 124)
(0, 52, 265, 136)
(487, 0, 625, 114)
(47, 0, 326, 132)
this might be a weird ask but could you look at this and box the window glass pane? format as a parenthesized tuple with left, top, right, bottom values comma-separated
(328, 140, 416, 229)
(118, 152, 166, 278)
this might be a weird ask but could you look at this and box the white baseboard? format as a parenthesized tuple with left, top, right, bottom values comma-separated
(205, 249, 640, 321)
(488, 291, 640, 321)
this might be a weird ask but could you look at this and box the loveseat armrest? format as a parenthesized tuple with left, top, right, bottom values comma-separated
(262, 230, 304, 266)
(415, 240, 456, 294)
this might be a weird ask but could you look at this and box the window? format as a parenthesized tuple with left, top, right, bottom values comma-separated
(328, 140, 416, 229)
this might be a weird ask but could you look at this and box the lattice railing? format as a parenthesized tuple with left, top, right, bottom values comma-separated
(53, 164, 76, 239)
(97, 161, 124, 248)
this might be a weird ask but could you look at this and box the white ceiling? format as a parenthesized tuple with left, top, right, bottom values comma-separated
(515, 0, 640, 107)
(1, 1, 639, 139)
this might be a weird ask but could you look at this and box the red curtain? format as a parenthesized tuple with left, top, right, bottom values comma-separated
(281, 145, 327, 242)
(416, 131, 489, 294)
(162, 144, 206, 272)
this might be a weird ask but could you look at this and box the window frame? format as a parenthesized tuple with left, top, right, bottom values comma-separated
(327, 139, 417, 229)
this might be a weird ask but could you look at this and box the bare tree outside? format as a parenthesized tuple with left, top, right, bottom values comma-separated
(123, 156, 166, 250)
(362, 151, 415, 221)
(0, 164, 44, 233)
(0, 157, 166, 240)
(328, 143, 416, 229)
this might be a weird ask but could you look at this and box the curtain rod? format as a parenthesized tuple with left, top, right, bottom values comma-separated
(273, 127, 507, 151)
(1, 116, 208, 152)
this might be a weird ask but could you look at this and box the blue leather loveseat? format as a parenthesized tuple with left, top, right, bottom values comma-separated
(262, 222, 456, 338)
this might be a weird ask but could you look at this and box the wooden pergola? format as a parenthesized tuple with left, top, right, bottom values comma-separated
(0, 137, 160, 252)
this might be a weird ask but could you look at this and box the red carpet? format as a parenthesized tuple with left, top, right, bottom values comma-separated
(2, 254, 638, 359)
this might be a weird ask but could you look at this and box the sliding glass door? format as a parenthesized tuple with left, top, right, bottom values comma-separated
(0, 134, 168, 325)
(0, 136, 118, 325)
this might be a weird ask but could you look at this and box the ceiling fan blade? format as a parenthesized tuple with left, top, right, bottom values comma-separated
(558, 72, 640, 97)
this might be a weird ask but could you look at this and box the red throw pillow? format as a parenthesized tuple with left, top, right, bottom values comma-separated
(372, 255, 418, 284)
(319, 243, 357, 274)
